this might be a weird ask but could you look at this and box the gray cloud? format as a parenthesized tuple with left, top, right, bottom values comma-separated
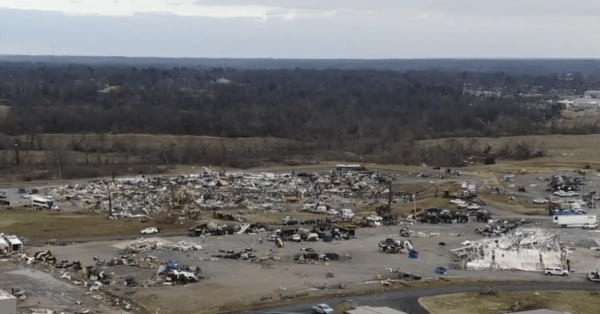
(0, 4, 598, 58)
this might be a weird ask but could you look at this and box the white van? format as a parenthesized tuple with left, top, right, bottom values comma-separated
(31, 196, 53, 209)
(340, 209, 355, 220)
(314, 205, 328, 214)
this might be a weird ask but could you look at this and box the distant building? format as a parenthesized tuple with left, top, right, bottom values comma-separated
(575, 97, 599, 109)
(98, 84, 122, 94)
(346, 306, 408, 314)
(584, 90, 600, 98)
(216, 77, 234, 84)
(557, 99, 574, 108)
(0, 289, 17, 314)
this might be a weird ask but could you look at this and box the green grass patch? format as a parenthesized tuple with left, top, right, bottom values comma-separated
(0, 209, 195, 240)
(248, 212, 325, 223)
(421, 290, 600, 314)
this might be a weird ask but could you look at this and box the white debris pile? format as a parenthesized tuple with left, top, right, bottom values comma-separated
(452, 228, 566, 271)
(121, 238, 203, 254)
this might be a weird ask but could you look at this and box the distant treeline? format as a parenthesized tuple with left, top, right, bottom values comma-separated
(1, 62, 600, 173)
(1, 63, 600, 149)
(3, 56, 600, 75)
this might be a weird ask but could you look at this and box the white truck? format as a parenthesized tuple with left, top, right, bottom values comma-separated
(30, 196, 54, 209)
(553, 215, 597, 228)
(340, 208, 355, 220)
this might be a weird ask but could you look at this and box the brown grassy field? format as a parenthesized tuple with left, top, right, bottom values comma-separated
(421, 290, 600, 314)
(0, 105, 9, 120)
(0, 209, 195, 240)
(420, 134, 600, 161)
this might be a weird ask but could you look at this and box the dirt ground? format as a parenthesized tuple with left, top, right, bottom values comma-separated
(12, 215, 599, 314)
(1, 161, 600, 313)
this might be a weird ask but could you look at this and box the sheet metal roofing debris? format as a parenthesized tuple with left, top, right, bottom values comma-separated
(452, 228, 566, 271)
(120, 238, 203, 254)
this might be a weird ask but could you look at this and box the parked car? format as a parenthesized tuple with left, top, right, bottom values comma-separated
(292, 234, 302, 242)
(434, 267, 448, 275)
(545, 267, 569, 276)
(466, 204, 481, 210)
(583, 223, 598, 229)
(267, 233, 279, 242)
(140, 227, 161, 235)
(312, 304, 334, 314)
(0, 191, 6, 199)
(366, 215, 383, 222)
(282, 216, 298, 225)
(533, 198, 548, 204)
(340, 208, 355, 220)
(326, 209, 339, 216)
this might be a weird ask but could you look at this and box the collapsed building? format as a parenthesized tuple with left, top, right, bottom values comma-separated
(39, 168, 392, 219)
(452, 228, 566, 271)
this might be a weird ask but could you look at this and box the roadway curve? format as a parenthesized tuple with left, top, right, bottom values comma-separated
(227, 282, 600, 314)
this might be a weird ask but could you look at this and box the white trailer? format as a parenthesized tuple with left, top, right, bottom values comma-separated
(553, 215, 597, 227)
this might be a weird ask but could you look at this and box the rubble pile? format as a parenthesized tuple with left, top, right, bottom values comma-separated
(121, 238, 203, 254)
(452, 228, 566, 271)
(39, 167, 391, 218)
(294, 252, 349, 262)
(549, 175, 585, 192)
(103, 255, 162, 268)
(211, 248, 257, 260)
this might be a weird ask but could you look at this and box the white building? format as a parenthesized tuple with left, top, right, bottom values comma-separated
(575, 98, 599, 109)
(0, 289, 17, 314)
(584, 90, 600, 98)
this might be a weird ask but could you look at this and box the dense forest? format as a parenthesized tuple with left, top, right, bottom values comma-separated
(0, 61, 599, 175)
(3, 62, 595, 139)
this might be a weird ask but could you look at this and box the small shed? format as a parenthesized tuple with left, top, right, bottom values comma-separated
(3, 236, 22, 252)
(0, 289, 17, 314)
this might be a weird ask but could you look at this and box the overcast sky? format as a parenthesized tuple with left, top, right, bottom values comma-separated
(0, 0, 597, 58)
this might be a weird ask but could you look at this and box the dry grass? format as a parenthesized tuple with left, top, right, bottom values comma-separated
(0, 209, 195, 240)
(249, 212, 326, 223)
(421, 290, 600, 314)
(420, 134, 600, 163)
(0, 105, 9, 120)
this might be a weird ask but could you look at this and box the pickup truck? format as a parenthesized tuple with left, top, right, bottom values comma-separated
(282, 216, 298, 225)
(544, 267, 569, 276)
(583, 223, 598, 229)
(312, 304, 334, 314)
(588, 270, 600, 282)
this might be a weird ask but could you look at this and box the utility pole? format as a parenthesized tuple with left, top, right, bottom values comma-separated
(170, 183, 175, 210)
(57, 160, 62, 180)
(388, 180, 393, 208)
(107, 183, 112, 213)
(413, 193, 416, 212)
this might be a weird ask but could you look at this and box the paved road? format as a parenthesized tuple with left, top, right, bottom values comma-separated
(228, 282, 600, 314)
